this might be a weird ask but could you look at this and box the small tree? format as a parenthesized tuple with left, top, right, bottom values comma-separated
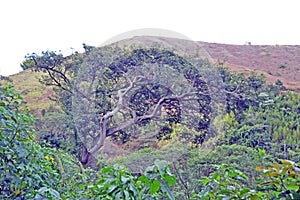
(275, 79, 283, 86)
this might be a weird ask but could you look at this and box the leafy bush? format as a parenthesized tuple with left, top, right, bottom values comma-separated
(190, 148, 300, 199)
(0, 85, 56, 198)
(255, 158, 300, 199)
(220, 91, 300, 158)
(0, 84, 179, 199)
(87, 160, 176, 199)
(0, 85, 84, 199)
(192, 164, 259, 199)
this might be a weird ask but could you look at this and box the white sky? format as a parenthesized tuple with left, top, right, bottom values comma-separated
(0, 0, 299, 76)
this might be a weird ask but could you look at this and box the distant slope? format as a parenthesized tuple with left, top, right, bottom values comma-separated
(7, 70, 55, 116)
(200, 42, 300, 91)
(6, 36, 300, 115)
(112, 36, 300, 91)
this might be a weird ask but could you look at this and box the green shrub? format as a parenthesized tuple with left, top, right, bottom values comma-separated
(87, 160, 176, 199)
(0, 84, 177, 199)
(0, 85, 86, 199)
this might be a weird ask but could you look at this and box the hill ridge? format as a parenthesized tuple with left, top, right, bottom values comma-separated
(5, 36, 300, 115)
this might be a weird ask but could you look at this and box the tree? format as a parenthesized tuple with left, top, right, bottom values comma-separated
(24, 46, 219, 168)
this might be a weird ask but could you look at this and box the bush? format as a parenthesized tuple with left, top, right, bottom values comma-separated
(0, 85, 85, 199)
(0, 84, 179, 199)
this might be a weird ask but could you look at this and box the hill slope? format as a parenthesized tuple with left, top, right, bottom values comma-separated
(112, 36, 300, 91)
(5, 36, 300, 114)
(2, 70, 55, 115)
(200, 42, 300, 91)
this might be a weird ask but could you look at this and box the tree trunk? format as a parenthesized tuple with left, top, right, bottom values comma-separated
(80, 144, 99, 170)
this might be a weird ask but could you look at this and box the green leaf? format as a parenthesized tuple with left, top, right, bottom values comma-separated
(220, 189, 232, 195)
(191, 194, 199, 198)
(239, 188, 250, 197)
(154, 159, 168, 176)
(165, 175, 176, 187)
(208, 191, 215, 198)
(258, 148, 265, 157)
(102, 167, 113, 173)
(286, 184, 299, 191)
(149, 180, 160, 194)
(202, 178, 209, 186)
(255, 192, 267, 197)
(212, 173, 221, 181)
(138, 175, 150, 186)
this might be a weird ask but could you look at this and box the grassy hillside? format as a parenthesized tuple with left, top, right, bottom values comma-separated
(3, 70, 55, 116)
(4, 36, 300, 116)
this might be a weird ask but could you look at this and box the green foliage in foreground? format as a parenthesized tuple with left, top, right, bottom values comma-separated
(0, 84, 81, 199)
(89, 160, 176, 200)
(192, 159, 300, 199)
(0, 85, 176, 199)
(1, 85, 299, 199)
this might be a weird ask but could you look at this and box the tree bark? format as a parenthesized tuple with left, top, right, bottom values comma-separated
(80, 144, 98, 170)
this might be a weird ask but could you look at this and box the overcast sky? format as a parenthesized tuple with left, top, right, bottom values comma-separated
(1, 0, 299, 76)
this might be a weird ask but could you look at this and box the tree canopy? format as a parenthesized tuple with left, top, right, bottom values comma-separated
(23, 46, 226, 168)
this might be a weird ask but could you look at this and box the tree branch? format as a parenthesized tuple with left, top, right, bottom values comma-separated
(106, 90, 205, 136)
(88, 75, 145, 154)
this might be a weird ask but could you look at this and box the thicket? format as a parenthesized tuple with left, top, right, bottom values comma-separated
(0, 85, 176, 199)
(2, 45, 299, 199)
(1, 84, 300, 199)
(219, 90, 300, 160)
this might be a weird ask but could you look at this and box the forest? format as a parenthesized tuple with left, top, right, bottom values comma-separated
(1, 43, 300, 199)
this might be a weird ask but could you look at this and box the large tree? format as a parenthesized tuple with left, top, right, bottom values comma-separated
(24, 46, 221, 168)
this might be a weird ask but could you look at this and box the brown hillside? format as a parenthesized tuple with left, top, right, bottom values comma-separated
(112, 36, 300, 91)
(200, 42, 300, 91)
(6, 36, 300, 114)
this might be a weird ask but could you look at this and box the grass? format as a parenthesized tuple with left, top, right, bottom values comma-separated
(3, 69, 56, 116)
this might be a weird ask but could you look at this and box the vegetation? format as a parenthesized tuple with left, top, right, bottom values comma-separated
(1, 43, 300, 199)
(22, 47, 216, 168)
(0, 84, 176, 199)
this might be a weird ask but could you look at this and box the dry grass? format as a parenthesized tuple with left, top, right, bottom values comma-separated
(7, 69, 55, 116)
(201, 42, 300, 92)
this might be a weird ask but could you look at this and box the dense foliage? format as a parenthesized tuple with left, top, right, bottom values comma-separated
(23, 47, 218, 168)
(219, 90, 300, 159)
(0, 85, 177, 199)
(0, 84, 66, 199)
(2, 44, 300, 199)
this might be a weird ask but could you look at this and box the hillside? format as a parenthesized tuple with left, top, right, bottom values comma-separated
(112, 36, 300, 91)
(200, 42, 300, 91)
(4, 36, 300, 114)
(2, 70, 55, 116)
(2, 36, 300, 199)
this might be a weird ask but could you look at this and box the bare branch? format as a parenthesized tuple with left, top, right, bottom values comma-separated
(102, 75, 145, 120)
(106, 90, 209, 137)
(88, 75, 145, 154)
